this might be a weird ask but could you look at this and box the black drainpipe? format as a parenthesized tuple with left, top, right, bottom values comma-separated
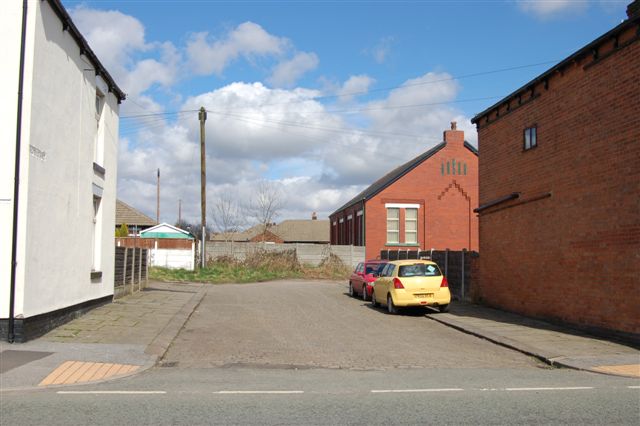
(8, 0, 29, 343)
(361, 198, 366, 250)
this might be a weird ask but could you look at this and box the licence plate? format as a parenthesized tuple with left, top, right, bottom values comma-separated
(415, 293, 433, 299)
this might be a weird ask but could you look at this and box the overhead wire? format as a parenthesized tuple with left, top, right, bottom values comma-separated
(118, 58, 558, 122)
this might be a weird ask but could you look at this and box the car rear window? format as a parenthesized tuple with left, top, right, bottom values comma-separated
(365, 263, 387, 275)
(398, 263, 441, 277)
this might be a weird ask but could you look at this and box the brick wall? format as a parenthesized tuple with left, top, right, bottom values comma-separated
(474, 20, 640, 340)
(364, 130, 478, 259)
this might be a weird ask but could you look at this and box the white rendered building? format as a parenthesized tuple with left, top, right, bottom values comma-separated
(1, 0, 125, 341)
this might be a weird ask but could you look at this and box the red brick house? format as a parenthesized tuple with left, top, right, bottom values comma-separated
(330, 123, 479, 259)
(471, 1, 640, 343)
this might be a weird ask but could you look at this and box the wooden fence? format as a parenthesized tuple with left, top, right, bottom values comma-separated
(114, 247, 148, 299)
(380, 249, 478, 301)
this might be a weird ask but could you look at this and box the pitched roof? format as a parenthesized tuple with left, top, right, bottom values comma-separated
(210, 220, 330, 243)
(115, 200, 157, 227)
(140, 223, 194, 239)
(210, 224, 263, 242)
(330, 141, 478, 216)
(270, 220, 330, 243)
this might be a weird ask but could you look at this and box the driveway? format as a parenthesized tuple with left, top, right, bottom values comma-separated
(163, 280, 540, 370)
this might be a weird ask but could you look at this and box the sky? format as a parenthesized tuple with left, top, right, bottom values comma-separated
(61, 0, 629, 229)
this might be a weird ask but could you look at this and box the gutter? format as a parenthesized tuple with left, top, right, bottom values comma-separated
(473, 192, 520, 214)
(8, 0, 29, 343)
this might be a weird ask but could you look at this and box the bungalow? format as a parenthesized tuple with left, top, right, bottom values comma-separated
(1, 0, 125, 341)
(330, 123, 479, 260)
(211, 214, 330, 244)
(116, 199, 157, 235)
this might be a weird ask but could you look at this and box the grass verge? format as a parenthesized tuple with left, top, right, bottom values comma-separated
(150, 249, 351, 284)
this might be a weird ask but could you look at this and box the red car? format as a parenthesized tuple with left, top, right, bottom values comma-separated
(348, 260, 388, 301)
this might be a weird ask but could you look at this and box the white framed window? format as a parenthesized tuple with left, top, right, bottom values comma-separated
(386, 208, 399, 243)
(92, 194, 102, 272)
(405, 208, 418, 244)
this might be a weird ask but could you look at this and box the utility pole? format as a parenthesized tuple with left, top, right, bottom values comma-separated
(198, 107, 207, 268)
(178, 199, 182, 225)
(156, 168, 160, 223)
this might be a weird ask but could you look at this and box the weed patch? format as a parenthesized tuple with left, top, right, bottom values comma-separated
(150, 249, 351, 284)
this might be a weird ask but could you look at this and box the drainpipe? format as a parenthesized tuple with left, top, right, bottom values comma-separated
(8, 0, 29, 343)
(361, 199, 366, 257)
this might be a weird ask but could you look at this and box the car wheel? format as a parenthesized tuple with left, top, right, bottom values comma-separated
(371, 290, 378, 307)
(387, 295, 397, 315)
(362, 285, 368, 301)
(348, 282, 354, 297)
(438, 304, 450, 313)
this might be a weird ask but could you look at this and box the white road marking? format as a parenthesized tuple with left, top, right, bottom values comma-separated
(628, 386, 640, 389)
(214, 390, 304, 394)
(57, 391, 167, 395)
(371, 388, 464, 393)
(505, 387, 593, 391)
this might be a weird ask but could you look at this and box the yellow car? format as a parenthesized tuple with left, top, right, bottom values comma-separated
(371, 260, 451, 314)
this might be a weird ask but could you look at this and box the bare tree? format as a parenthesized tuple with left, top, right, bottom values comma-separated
(246, 180, 284, 241)
(210, 191, 245, 243)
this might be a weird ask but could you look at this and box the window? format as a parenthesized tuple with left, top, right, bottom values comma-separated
(386, 203, 420, 245)
(405, 208, 417, 244)
(382, 264, 396, 277)
(386, 208, 399, 243)
(399, 263, 442, 278)
(94, 90, 106, 166)
(92, 194, 102, 272)
(524, 126, 537, 150)
(95, 90, 105, 122)
(355, 263, 364, 274)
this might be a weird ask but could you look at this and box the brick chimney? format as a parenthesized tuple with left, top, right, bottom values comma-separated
(628, 0, 640, 18)
(443, 121, 464, 146)
(312, 212, 317, 220)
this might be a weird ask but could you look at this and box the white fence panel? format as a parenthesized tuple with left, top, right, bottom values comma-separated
(206, 242, 364, 268)
(151, 248, 194, 270)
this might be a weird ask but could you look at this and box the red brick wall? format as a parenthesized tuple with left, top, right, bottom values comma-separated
(474, 23, 640, 338)
(364, 129, 479, 259)
(330, 202, 364, 247)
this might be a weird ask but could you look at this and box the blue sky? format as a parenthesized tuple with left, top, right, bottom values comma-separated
(61, 0, 630, 226)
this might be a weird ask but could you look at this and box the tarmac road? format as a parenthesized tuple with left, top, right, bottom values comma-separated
(162, 280, 541, 370)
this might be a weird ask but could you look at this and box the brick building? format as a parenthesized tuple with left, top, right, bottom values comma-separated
(471, 2, 640, 343)
(330, 123, 478, 260)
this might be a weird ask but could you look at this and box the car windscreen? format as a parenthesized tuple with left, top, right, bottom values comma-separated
(398, 263, 441, 277)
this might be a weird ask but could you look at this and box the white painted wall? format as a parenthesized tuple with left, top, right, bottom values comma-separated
(1, 1, 120, 319)
(0, 1, 31, 319)
(150, 247, 195, 271)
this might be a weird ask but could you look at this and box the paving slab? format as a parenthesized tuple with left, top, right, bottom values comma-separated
(427, 302, 640, 378)
(0, 281, 206, 391)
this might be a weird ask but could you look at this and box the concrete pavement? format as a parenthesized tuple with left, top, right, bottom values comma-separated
(1, 279, 638, 393)
(0, 281, 205, 391)
(428, 302, 640, 378)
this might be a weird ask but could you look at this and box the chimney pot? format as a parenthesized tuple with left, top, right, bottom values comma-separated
(451, 121, 457, 130)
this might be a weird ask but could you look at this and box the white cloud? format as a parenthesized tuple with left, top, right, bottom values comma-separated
(186, 22, 289, 75)
(367, 36, 395, 64)
(337, 75, 376, 103)
(75, 9, 475, 224)
(517, 0, 589, 18)
(118, 74, 477, 224)
(71, 6, 180, 100)
(268, 52, 320, 88)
